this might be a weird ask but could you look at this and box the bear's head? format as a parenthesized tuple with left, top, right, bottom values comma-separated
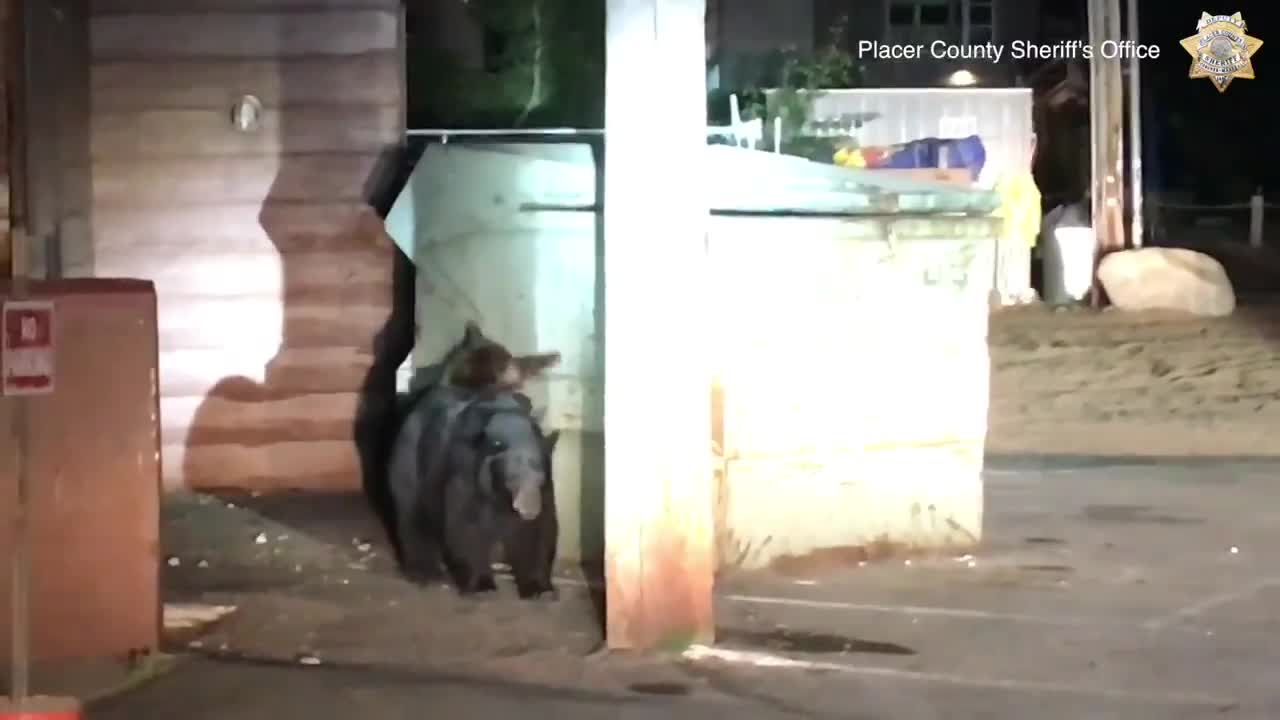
(444, 322, 560, 392)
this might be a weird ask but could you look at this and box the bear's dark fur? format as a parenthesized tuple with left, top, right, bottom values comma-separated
(387, 323, 560, 599)
(443, 398, 560, 598)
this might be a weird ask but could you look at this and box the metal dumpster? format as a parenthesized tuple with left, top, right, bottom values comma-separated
(385, 141, 999, 569)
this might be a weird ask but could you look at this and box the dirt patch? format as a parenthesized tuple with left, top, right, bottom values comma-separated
(718, 628, 916, 656)
(157, 490, 741, 700)
(160, 492, 608, 678)
(628, 681, 692, 695)
(1082, 504, 1205, 526)
(988, 300, 1280, 457)
(764, 537, 975, 576)
(1023, 536, 1066, 545)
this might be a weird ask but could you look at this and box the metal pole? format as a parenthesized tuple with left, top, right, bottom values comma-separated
(1104, 0, 1126, 258)
(603, 0, 715, 651)
(1086, 0, 1104, 306)
(1127, 0, 1144, 248)
(6, 0, 32, 704)
(1249, 190, 1264, 248)
(1087, 0, 1127, 306)
(9, 328, 30, 704)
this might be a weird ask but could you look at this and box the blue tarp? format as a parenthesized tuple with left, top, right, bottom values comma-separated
(879, 135, 987, 182)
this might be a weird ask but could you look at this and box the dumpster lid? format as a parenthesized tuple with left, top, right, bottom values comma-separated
(704, 145, 1000, 216)
(384, 142, 1003, 260)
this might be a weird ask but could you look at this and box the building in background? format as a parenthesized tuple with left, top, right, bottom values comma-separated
(709, 0, 1045, 90)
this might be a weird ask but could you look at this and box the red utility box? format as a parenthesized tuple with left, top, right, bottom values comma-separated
(0, 279, 160, 662)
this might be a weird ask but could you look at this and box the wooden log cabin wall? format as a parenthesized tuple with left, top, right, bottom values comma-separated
(2, 0, 12, 275)
(89, 0, 406, 490)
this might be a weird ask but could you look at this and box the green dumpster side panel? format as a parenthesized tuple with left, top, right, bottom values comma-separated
(707, 214, 996, 569)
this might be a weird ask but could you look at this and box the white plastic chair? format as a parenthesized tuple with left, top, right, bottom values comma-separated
(706, 93, 769, 151)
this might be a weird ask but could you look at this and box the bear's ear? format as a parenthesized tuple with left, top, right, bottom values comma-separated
(543, 429, 561, 454)
(514, 352, 560, 381)
(452, 344, 512, 389)
(462, 321, 485, 346)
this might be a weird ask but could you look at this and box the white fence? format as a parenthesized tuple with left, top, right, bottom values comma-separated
(797, 88, 1035, 190)
(792, 88, 1037, 306)
(1148, 192, 1274, 248)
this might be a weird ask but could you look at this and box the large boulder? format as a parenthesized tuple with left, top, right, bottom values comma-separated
(1097, 247, 1236, 317)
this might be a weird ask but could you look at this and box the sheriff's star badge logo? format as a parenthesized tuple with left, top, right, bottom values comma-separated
(1180, 12, 1263, 92)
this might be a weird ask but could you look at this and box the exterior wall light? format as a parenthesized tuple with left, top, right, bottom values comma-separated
(230, 95, 263, 132)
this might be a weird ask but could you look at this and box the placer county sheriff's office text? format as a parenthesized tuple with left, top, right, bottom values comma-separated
(857, 39, 1161, 62)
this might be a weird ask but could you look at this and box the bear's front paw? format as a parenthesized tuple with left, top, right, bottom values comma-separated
(402, 566, 445, 587)
(459, 574, 498, 595)
(516, 581, 559, 601)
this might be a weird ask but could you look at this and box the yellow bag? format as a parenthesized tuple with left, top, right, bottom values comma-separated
(833, 147, 867, 168)
(993, 172, 1042, 248)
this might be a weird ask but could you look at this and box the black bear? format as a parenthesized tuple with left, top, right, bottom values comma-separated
(388, 323, 561, 599)
(439, 393, 561, 598)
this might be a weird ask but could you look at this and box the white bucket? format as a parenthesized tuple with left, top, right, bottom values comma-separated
(1041, 226, 1095, 305)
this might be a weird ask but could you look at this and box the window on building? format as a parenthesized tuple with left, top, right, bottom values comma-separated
(964, 0, 995, 44)
(889, 1, 952, 28)
(888, 0, 996, 44)
(887, 0, 957, 44)
(889, 3, 916, 26)
(920, 4, 950, 25)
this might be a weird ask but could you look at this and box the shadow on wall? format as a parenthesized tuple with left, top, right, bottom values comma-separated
(352, 160, 418, 561)
(181, 17, 413, 559)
